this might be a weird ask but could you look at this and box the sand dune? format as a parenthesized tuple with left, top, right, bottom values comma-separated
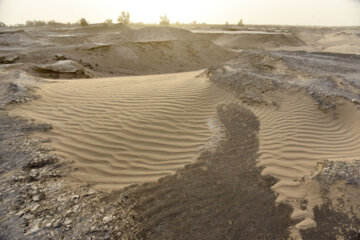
(8, 67, 360, 236)
(196, 32, 306, 50)
(10, 71, 234, 189)
(249, 92, 360, 230)
(10, 71, 360, 206)
(289, 27, 360, 54)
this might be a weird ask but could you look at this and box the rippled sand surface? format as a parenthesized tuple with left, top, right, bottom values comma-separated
(10, 71, 234, 189)
(250, 93, 360, 230)
(10, 71, 360, 233)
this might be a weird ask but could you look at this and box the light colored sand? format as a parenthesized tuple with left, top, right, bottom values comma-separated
(313, 30, 360, 55)
(10, 71, 234, 190)
(197, 32, 305, 50)
(191, 30, 291, 35)
(9, 71, 360, 235)
(292, 28, 360, 54)
(249, 92, 360, 233)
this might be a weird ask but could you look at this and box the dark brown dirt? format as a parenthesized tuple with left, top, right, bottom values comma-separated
(300, 202, 360, 240)
(0, 26, 236, 78)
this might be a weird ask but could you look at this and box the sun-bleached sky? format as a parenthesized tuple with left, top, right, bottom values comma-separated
(0, 0, 359, 26)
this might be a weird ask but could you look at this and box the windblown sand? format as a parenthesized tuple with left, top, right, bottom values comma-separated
(9, 72, 360, 234)
(249, 93, 360, 231)
(10, 71, 234, 189)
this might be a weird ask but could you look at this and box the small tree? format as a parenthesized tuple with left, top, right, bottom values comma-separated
(79, 18, 89, 26)
(26, 20, 35, 27)
(103, 19, 113, 26)
(118, 11, 130, 25)
(47, 20, 63, 27)
(238, 19, 244, 26)
(47, 20, 56, 26)
(160, 15, 170, 25)
(34, 20, 46, 27)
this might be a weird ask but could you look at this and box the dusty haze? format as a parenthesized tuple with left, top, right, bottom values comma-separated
(0, 0, 359, 26)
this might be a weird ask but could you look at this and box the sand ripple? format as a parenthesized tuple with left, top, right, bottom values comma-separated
(10, 71, 233, 189)
(250, 93, 360, 230)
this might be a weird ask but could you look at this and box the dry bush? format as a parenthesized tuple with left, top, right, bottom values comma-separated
(118, 11, 130, 25)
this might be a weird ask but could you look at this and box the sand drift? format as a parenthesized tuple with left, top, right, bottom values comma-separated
(250, 94, 360, 231)
(10, 71, 235, 189)
(8, 66, 360, 237)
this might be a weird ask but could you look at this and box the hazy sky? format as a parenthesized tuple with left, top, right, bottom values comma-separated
(0, 0, 359, 26)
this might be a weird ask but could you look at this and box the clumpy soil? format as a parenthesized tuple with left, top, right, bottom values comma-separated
(300, 202, 360, 240)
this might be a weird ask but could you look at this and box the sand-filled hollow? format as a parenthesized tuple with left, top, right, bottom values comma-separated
(10, 71, 234, 190)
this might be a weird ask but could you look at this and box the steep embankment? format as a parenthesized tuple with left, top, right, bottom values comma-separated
(0, 26, 236, 77)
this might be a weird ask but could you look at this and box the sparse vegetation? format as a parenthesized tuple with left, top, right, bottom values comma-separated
(118, 11, 130, 25)
(23, 20, 67, 27)
(47, 20, 65, 27)
(79, 18, 89, 26)
(160, 15, 170, 25)
(34, 20, 46, 26)
(26, 20, 46, 27)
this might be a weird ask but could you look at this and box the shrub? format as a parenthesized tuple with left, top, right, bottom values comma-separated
(79, 18, 89, 26)
(0, 22, 6, 27)
(47, 20, 56, 26)
(118, 11, 130, 25)
(26, 20, 34, 27)
(160, 15, 170, 25)
(103, 19, 113, 26)
(238, 19, 244, 26)
(35, 20, 46, 26)
(25, 20, 46, 27)
(47, 20, 64, 27)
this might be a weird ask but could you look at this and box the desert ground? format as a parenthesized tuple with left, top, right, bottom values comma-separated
(1, 23, 360, 239)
